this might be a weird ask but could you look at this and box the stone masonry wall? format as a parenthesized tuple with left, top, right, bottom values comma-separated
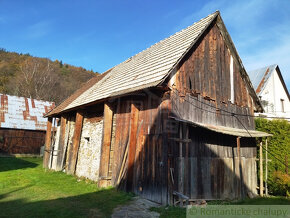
(75, 118, 103, 181)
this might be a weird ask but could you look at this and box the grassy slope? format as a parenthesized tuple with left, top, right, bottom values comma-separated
(0, 157, 132, 217)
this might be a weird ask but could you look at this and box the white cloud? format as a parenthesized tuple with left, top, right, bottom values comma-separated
(26, 21, 52, 39)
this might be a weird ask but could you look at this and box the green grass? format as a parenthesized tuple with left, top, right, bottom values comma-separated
(0, 157, 132, 217)
(151, 197, 290, 218)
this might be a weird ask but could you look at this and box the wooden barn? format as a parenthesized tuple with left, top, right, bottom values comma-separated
(0, 93, 55, 155)
(44, 11, 271, 205)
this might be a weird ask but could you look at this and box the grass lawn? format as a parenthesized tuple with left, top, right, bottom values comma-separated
(0, 157, 132, 217)
(151, 196, 290, 218)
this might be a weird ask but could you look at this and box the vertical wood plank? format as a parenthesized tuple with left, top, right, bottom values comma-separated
(67, 111, 83, 175)
(127, 101, 139, 191)
(259, 140, 264, 196)
(56, 116, 67, 171)
(43, 117, 53, 168)
(99, 102, 114, 187)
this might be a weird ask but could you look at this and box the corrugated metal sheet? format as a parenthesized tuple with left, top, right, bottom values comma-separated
(0, 94, 55, 131)
(170, 116, 272, 137)
(247, 64, 277, 95)
(63, 11, 219, 111)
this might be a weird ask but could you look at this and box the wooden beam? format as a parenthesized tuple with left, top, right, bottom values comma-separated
(259, 140, 264, 197)
(67, 112, 83, 175)
(55, 116, 67, 171)
(179, 125, 183, 158)
(99, 103, 114, 187)
(265, 138, 268, 196)
(126, 101, 139, 191)
(237, 136, 243, 197)
(169, 138, 192, 143)
(43, 117, 53, 168)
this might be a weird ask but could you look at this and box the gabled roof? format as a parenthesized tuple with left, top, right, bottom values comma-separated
(47, 70, 110, 116)
(48, 11, 262, 116)
(248, 64, 290, 100)
(0, 94, 54, 131)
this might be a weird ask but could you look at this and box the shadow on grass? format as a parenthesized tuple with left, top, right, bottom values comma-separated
(0, 188, 132, 218)
(0, 185, 34, 200)
(0, 157, 38, 172)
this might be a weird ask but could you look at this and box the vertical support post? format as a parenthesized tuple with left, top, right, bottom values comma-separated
(185, 125, 189, 159)
(99, 103, 114, 187)
(56, 116, 67, 171)
(43, 117, 53, 168)
(179, 124, 182, 158)
(237, 136, 243, 197)
(67, 111, 83, 175)
(265, 138, 268, 196)
(259, 140, 264, 197)
(127, 101, 139, 191)
(178, 123, 183, 194)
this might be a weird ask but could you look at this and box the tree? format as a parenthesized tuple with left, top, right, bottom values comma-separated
(14, 57, 59, 102)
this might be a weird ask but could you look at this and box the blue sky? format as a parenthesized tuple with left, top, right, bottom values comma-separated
(0, 0, 289, 89)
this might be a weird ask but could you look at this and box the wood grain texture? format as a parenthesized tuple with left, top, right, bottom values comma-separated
(43, 117, 52, 168)
(98, 102, 114, 187)
(67, 112, 83, 175)
(127, 101, 139, 191)
(55, 116, 67, 171)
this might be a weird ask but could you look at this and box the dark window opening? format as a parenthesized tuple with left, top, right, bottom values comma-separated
(281, 99, 285, 112)
(189, 77, 192, 90)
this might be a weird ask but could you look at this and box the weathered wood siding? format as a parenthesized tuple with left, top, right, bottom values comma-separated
(169, 22, 255, 129)
(110, 93, 170, 204)
(0, 128, 46, 154)
(164, 20, 258, 202)
(171, 126, 257, 200)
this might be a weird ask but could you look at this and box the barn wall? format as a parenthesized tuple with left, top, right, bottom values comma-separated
(0, 128, 45, 154)
(172, 126, 257, 200)
(169, 22, 255, 129)
(75, 118, 103, 181)
(109, 93, 170, 204)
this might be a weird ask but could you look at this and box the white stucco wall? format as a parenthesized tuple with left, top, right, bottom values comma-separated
(75, 118, 103, 181)
(257, 69, 290, 120)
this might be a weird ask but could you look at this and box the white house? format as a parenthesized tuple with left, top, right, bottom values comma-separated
(248, 64, 290, 120)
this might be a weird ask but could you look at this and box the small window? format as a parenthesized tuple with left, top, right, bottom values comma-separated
(281, 99, 285, 113)
(189, 77, 192, 90)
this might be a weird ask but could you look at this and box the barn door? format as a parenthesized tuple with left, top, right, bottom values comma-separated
(173, 123, 190, 198)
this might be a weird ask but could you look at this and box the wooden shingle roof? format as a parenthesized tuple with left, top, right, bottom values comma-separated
(48, 10, 262, 116)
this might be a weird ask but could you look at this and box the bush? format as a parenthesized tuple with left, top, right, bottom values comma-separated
(255, 118, 290, 196)
(270, 171, 290, 197)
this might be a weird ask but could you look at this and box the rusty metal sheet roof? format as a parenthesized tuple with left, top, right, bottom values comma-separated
(247, 64, 277, 95)
(62, 11, 219, 111)
(0, 94, 55, 131)
(170, 116, 272, 137)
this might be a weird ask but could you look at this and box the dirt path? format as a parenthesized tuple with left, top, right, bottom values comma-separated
(111, 196, 160, 218)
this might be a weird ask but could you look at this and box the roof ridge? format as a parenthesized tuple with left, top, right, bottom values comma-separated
(88, 11, 220, 101)
(59, 11, 220, 112)
(248, 64, 277, 73)
(101, 11, 219, 74)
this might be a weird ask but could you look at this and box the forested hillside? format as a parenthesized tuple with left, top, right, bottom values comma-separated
(0, 48, 97, 105)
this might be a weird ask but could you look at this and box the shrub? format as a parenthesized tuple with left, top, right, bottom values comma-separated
(255, 118, 290, 196)
(270, 171, 290, 197)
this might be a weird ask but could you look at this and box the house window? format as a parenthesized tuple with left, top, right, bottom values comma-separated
(281, 99, 285, 112)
